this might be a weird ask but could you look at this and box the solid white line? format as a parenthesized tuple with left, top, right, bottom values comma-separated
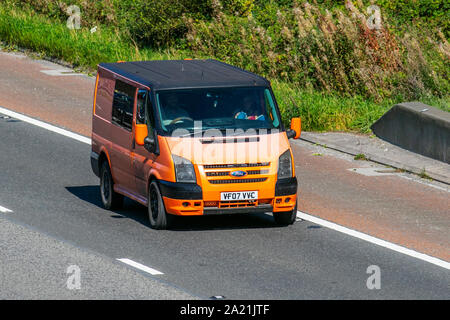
(0, 205, 13, 213)
(398, 174, 449, 192)
(297, 211, 450, 270)
(117, 258, 164, 275)
(0, 106, 91, 145)
(40, 69, 79, 76)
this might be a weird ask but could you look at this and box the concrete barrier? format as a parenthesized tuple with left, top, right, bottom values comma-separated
(370, 102, 449, 164)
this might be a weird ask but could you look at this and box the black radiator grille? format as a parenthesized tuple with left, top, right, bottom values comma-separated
(203, 162, 270, 169)
(208, 178, 267, 184)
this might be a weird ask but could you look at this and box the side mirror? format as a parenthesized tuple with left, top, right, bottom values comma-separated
(144, 136, 156, 153)
(135, 124, 148, 146)
(286, 129, 296, 139)
(289, 117, 301, 139)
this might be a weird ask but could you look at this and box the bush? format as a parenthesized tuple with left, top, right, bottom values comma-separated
(185, 1, 449, 101)
(1, 1, 447, 132)
(221, 0, 254, 16)
(113, 0, 213, 46)
(376, 0, 450, 37)
(5, 0, 116, 25)
(8, 0, 214, 46)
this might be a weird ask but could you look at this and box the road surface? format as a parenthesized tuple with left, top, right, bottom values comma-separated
(0, 50, 448, 299)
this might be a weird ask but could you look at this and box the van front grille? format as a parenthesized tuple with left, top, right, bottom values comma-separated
(203, 162, 270, 169)
(219, 200, 257, 208)
(206, 169, 269, 177)
(206, 171, 230, 177)
(208, 178, 267, 184)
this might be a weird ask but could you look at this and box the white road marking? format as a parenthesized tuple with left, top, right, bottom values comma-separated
(348, 167, 397, 177)
(349, 167, 449, 192)
(40, 69, 79, 76)
(398, 174, 449, 192)
(117, 258, 164, 275)
(0, 106, 91, 145)
(297, 211, 450, 270)
(0, 205, 13, 213)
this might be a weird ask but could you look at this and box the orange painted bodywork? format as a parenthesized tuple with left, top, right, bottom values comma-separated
(163, 196, 296, 216)
(134, 124, 148, 146)
(163, 197, 204, 216)
(93, 73, 99, 115)
(273, 195, 297, 212)
(92, 66, 298, 216)
(159, 132, 297, 215)
(291, 117, 301, 139)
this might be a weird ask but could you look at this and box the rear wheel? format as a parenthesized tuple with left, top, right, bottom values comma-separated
(273, 203, 297, 226)
(100, 161, 123, 210)
(148, 181, 173, 230)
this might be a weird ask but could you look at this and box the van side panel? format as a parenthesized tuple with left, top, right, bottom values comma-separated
(91, 68, 115, 177)
(94, 68, 115, 121)
(148, 135, 177, 182)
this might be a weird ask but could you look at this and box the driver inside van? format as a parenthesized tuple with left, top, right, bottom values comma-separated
(161, 94, 191, 126)
(234, 95, 265, 121)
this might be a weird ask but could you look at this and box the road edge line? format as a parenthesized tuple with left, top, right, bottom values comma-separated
(297, 211, 450, 270)
(0, 106, 91, 145)
(0, 205, 13, 213)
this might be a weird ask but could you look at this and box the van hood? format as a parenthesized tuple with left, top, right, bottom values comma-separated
(164, 132, 290, 165)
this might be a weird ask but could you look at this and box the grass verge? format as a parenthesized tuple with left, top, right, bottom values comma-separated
(0, 3, 447, 132)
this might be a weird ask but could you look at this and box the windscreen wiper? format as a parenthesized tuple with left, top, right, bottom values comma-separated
(177, 129, 213, 138)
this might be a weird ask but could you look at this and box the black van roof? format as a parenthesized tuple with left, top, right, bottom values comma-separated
(99, 59, 270, 90)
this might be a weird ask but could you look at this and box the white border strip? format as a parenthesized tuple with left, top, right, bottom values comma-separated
(117, 258, 164, 275)
(0, 205, 13, 213)
(0, 106, 91, 145)
(297, 211, 450, 270)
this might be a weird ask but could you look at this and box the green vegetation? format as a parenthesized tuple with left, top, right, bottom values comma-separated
(354, 153, 368, 161)
(0, 0, 448, 132)
(419, 168, 432, 180)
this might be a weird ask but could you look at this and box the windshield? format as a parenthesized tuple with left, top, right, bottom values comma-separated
(155, 87, 281, 136)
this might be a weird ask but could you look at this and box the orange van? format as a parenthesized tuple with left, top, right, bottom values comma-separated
(90, 60, 301, 229)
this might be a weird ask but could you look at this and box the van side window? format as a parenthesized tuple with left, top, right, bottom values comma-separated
(136, 89, 147, 125)
(112, 80, 135, 131)
(137, 89, 156, 140)
(264, 89, 279, 128)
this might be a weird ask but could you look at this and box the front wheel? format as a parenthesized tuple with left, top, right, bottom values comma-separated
(100, 162, 123, 210)
(273, 203, 297, 226)
(148, 181, 173, 230)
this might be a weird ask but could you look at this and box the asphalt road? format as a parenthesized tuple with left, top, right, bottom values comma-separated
(0, 115, 448, 299)
(1, 50, 448, 263)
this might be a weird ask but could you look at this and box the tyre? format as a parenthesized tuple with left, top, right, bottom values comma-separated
(99, 161, 123, 210)
(273, 202, 297, 226)
(148, 180, 173, 230)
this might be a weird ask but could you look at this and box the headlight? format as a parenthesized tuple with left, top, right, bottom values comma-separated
(277, 150, 292, 179)
(173, 155, 196, 183)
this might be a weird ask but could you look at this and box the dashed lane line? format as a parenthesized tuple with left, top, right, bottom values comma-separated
(117, 258, 164, 276)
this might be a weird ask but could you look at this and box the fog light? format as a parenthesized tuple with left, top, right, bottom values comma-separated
(285, 198, 290, 203)
(182, 202, 189, 207)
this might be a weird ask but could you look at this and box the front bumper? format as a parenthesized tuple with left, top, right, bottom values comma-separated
(203, 204, 273, 215)
(275, 177, 298, 196)
(158, 180, 202, 200)
(160, 177, 297, 216)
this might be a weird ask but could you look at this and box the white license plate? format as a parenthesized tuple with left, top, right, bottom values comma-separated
(220, 191, 258, 201)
